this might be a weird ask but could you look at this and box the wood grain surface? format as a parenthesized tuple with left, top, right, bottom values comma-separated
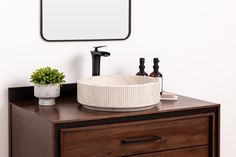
(60, 117, 209, 157)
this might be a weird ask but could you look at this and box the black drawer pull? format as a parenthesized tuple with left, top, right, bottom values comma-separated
(121, 136, 162, 144)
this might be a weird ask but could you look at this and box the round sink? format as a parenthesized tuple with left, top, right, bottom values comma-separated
(77, 75, 160, 112)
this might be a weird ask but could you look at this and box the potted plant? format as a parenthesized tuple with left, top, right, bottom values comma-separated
(31, 66, 65, 106)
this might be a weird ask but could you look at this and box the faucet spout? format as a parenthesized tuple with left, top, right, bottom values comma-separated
(91, 46, 110, 76)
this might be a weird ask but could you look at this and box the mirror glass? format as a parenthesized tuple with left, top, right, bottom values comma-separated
(41, 0, 131, 41)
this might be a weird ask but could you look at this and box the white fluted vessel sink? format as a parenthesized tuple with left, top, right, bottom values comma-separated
(77, 75, 160, 112)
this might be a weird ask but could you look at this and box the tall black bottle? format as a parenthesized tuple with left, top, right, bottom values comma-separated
(149, 58, 163, 94)
(136, 58, 148, 76)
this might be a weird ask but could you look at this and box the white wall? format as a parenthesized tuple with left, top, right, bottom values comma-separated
(0, 0, 235, 156)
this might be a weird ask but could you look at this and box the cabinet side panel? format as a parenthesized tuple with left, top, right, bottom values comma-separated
(11, 104, 54, 157)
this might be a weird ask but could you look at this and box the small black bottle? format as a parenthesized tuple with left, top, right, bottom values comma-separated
(136, 58, 148, 76)
(149, 58, 163, 94)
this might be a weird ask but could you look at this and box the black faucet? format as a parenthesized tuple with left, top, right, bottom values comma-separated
(91, 46, 110, 76)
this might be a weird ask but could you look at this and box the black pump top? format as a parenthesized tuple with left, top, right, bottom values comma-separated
(136, 58, 148, 76)
(139, 58, 145, 69)
(154, 58, 159, 64)
(138, 58, 147, 73)
(153, 58, 160, 71)
(140, 58, 145, 64)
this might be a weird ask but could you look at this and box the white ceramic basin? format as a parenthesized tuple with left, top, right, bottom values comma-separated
(77, 75, 160, 112)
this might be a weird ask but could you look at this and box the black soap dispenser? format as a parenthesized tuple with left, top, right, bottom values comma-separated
(136, 58, 148, 76)
(149, 58, 163, 94)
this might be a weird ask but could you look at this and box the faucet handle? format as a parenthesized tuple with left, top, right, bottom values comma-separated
(94, 46, 107, 51)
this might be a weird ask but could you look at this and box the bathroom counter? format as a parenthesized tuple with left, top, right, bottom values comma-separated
(10, 95, 218, 124)
(9, 84, 220, 157)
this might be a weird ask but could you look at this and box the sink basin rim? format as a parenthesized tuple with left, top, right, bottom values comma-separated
(77, 75, 158, 87)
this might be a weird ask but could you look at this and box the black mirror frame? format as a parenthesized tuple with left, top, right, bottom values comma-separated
(40, 0, 131, 42)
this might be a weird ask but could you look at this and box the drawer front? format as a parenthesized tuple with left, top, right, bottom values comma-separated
(60, 117, 209, 157)
(131, 146, 209, 157)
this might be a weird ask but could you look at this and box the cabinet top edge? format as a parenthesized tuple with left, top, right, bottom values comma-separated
(10, 92, 220, 124)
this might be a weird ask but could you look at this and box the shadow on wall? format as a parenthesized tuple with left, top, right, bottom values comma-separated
(70, 53, 86, 79)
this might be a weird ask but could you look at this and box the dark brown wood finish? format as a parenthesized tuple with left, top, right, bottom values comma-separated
(9, 84, 220, 157)
(11, 104, 55, 157)
(131, 146, 209, 157)
(9, 95, 219, 124)
(61, 117, 209, 157)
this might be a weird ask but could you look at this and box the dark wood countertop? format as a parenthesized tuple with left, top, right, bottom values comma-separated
(10, 95, 219, 124)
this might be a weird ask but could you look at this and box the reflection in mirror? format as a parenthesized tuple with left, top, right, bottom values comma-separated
(41, 0, 131, 41)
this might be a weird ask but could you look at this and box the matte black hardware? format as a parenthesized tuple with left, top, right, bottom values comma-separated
(94, 46, 107, 51)
(91, 46, 111, 76)
(136, 58, 148, 76)
(121, 135, 162, 144)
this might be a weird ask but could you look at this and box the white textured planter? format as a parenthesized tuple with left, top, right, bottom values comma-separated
(77, 75, 160, 112)
(34, 84, 60, 106)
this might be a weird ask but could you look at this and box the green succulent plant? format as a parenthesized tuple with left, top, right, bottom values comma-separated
(31, 66, 65, 85)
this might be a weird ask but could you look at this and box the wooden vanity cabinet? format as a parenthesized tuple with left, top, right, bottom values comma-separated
(9, 84, 220, 157)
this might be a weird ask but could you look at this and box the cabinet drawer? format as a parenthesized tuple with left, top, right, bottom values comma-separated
(60, 117, 209, 157)
(131, 146, 209, 157)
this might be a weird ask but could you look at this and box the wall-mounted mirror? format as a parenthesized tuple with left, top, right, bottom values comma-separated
(41, 0, 131, 41)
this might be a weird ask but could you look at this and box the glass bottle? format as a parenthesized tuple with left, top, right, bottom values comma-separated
(149, 58, 163, 94)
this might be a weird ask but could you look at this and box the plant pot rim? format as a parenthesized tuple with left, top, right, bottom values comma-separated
(34, 84, 60, 87)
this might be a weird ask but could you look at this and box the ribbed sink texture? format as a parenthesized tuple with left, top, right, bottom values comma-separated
(77, 75, 160, 112)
